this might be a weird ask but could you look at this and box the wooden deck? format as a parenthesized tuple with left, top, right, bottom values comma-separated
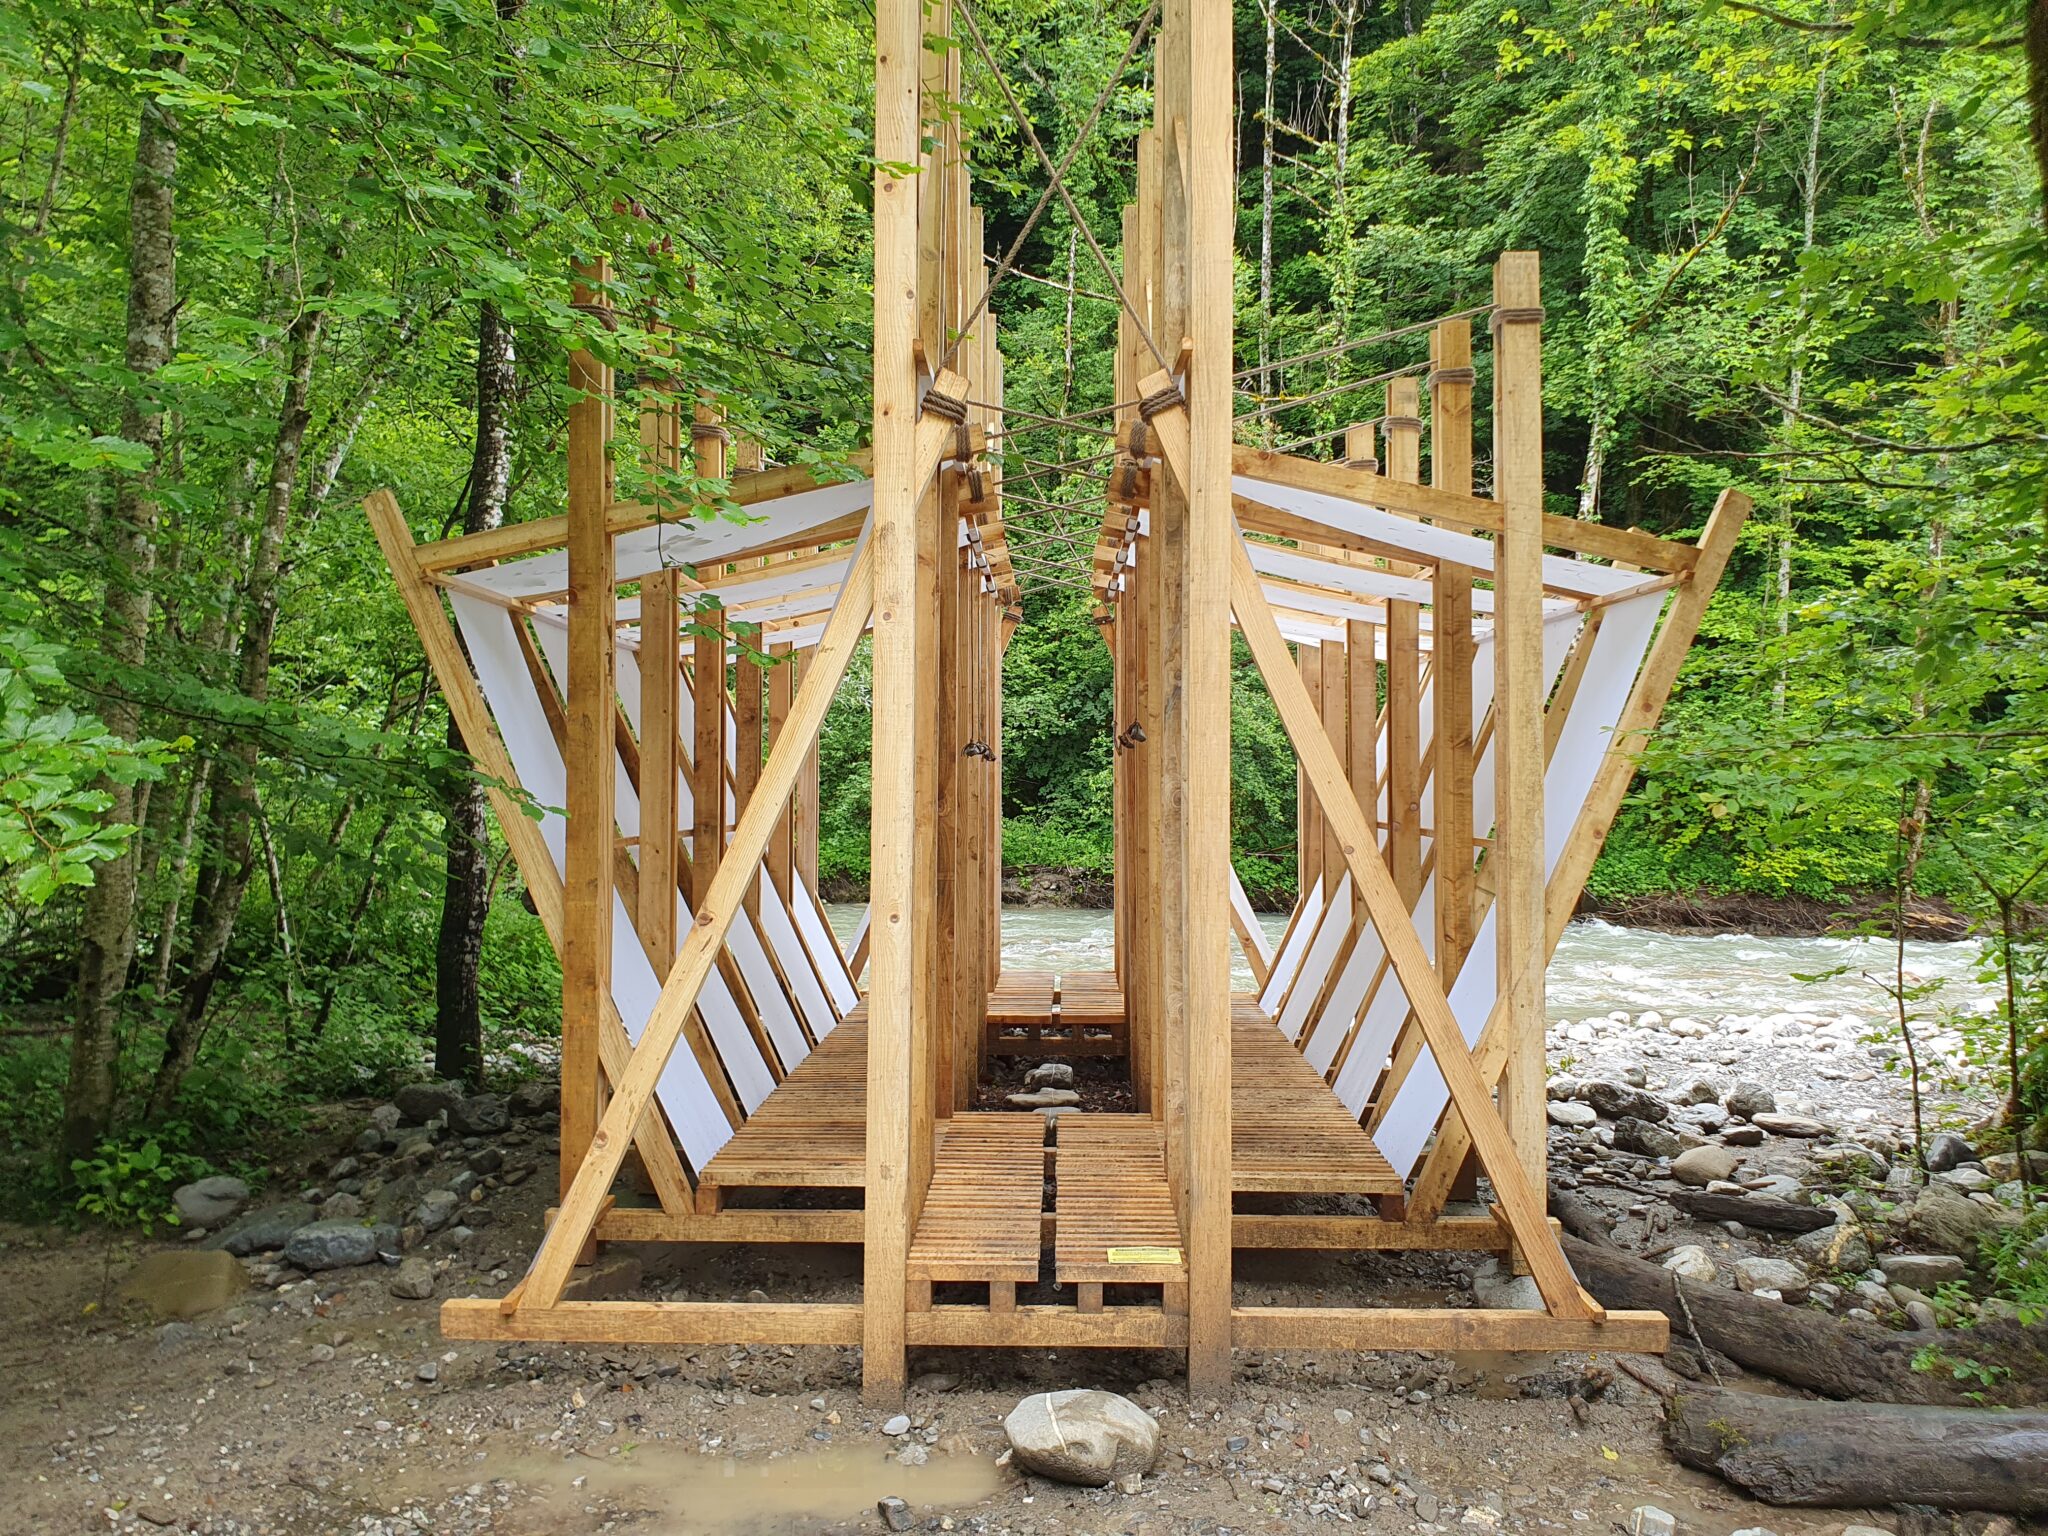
(908, 1114, 1047, 1288)
(1054, 1114, 1187, 1287)
(1231, 997, 1404, 1196)
(985, 968, 1129, 1057)
(697, 1010, 866, 1205)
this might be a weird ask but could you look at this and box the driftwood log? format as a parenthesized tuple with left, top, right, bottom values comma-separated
(1550, 1189, 2048, 1407)
(1663, 1387, 2048, 1511)
(1666, 1189, 1838, 1233)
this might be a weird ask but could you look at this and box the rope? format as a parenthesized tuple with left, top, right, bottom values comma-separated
(1382, 415, 1423, 433)
(1425, 366, 1477, 388)
(1490, 305, 1546, 330)
(966, 398, 1118, 439)
(923, 387, 969, 424)
(1233, 360, 1430, 425)
(1231, 303, 1493, 382)
(950, 0, 1173, 376)
(1137, 384, 1184, 421)
(569, 300, 619, 331)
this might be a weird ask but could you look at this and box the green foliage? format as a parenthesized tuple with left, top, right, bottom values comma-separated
(68, 1132, 210, 1234)
(1982, 1209, 2048, 1323)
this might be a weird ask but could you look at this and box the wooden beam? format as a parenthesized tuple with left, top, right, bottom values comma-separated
(562, 257, 614, 1206)
(415, 452, 877, 574)
(1385, 600, 1423, 907)
(1491, 251, 1548, 1219)
(1231, 444, 1697, 574)
(640, 569, 682, 965)
(446, 1298, 865, 1346)
(1406, 487, 1752, 1217)
(1232, 1307, 1668, 1354)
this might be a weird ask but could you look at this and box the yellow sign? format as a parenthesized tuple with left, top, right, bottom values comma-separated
(1106, 1246, 1182, 1265)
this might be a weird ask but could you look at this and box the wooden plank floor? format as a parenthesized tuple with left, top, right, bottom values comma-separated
(1231, 996, 1404, 1195)
(1054, 1114, 1187, 1284)
(908, 1114, 1047, 1284)
(986, 970, 1057, 1025)
(1058, 970, 1125, 1024)
(699, 1008, 867, 1194)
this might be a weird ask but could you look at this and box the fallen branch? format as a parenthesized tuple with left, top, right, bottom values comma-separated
(1664, 1387, 2048, 1511)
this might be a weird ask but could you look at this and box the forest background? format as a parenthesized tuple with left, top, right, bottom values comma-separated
(0, 0, 2041, 1212)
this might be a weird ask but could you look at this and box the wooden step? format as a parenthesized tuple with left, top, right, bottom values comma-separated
(1054, 1114, 1186, 1285)
(907, 1114, 1046, 1285)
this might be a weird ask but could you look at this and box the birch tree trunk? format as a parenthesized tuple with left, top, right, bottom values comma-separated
(63, 18, 183, 1165)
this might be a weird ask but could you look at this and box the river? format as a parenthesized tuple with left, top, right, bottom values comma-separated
(825, 904, 1996, 1021)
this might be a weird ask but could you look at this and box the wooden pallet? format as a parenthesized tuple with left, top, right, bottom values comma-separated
(908, 1114, 1047, 1300)
(698, 1011, 867, 1205)
(986, 970, 1057, 1025)
(1231, 998, 1403, 1196)
(1054, 1114, 1186, 1295)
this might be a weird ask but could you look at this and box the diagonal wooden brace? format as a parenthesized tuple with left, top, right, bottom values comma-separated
(1143, 395, 1598, 1324)
(515, 373, 965, 1316)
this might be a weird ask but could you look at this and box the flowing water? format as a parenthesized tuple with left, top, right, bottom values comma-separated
(826, 904, 1996, 1019)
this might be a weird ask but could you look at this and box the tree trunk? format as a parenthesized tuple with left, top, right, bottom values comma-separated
(435, 10, 523, 1083)
(1560, 1231, 2048, 1407)
(145, 270, 329, 1120)
(63, 19, 183, 1166)
(1664, 1387, 2048, 1511)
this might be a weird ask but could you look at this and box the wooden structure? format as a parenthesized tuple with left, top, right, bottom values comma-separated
(370, 0, 1750, 1405)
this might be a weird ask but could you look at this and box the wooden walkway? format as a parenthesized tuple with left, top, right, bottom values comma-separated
(697, 1009, 866, 1206)
(908, 1114, 1047, 1293)
(985, 968, 1128, 1057)
(1232, 996, 1403, 1195)
(1054, 1114, 1187, 1291)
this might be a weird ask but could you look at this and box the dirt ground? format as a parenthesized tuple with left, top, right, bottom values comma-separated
(0, 1187, 1919, 1536)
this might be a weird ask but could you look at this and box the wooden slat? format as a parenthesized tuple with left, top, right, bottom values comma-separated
(1055, 1114, 1187, 1284)
(1233, 1306, 1670, 1353)
(699, 1012, 869, 1194)
(908, 1114, 1046, 1284)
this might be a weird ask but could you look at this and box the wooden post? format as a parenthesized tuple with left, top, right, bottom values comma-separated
(864, 0, 928, 1408)
(691, 402, 728, 910)
(766, 642, 795, 899)
(735, 623, 764, 919)
(1491, 252, 1547, 1209)
(1430, 320, 1477, 977)
(641, 569, 683, 965)
(1383, 376, 1425, 909)
(1179, 0, 1236, 1396)
(1298, 643, 1323, 896)
(561, 257, 614, 1207)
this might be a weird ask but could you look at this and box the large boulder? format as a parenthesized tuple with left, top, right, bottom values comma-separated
(1724, 1082, 1776, 1121)
(283, 1220, 400, 1272)
(172, 1175, 250, 1229)
(1732, 1255, 1810, 1302)
(1899, 1179, 2009, 1258)
(1923, 1132, 1976, 1173)
(1547, 1100, 1598, 1130)
(1883, 1253, 1968, 1289)
(448, 1094, 509, 1136)
(1671, 1146, 1740, 1187)
(1581, 1081, 1668, 1123)
(393, 1081, 464, 1125)
(1004, 1390, 1159, 1487)
(116, 1250, 246, 1319)
(204, 1200, 315, 1257)
(1662, 1245, 1718, 1284)
(1613, 1117, 1682, 1160)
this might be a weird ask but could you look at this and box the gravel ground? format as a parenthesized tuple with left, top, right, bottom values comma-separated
(0, 986, 2022, 1536)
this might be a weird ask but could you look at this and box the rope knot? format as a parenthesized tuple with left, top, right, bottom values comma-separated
(1426, 366, 1477, 388)
(1137, 384, 1184, 422)
(1489, 305, 1545, 331)
(923, 388, 969, 424)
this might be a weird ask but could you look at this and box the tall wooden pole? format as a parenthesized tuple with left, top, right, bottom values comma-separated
(1491, 253, 1547, 1213)
(864, 0, 927, 1408)
(561, 257, 614, 1205)
(1429, 320, 1477, 978)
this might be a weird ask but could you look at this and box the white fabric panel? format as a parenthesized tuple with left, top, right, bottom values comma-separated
(448, 593, 736, 1167)
(795, 879, 860, 1014)
(1228, 867, 1274, 974)
(466, 478, 874, 600)
(756, 869, 839, 1040)
(1372, 594, 1661, 1174)
(1332, 610, 1584, 1120)
(1276, 875, 1352, 1042)
(1259, 876, 1325, 1014)
(1237, 476, 1643, 598)
(1304, 918, 1383, 1074)
(532, 615, 778, 1113)
(614, 554, 854, 627)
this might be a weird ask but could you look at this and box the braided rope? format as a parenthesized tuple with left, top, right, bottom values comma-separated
(923, 388, 969, 424)
(1490, 305, 1546, 330)
(1138, 384, 1184, 421)
(1425, 366, 1477, 388)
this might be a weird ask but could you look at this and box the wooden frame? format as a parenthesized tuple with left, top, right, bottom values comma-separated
(364, 0, 1777, 1406)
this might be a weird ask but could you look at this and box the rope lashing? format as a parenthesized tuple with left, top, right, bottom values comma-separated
(689, 421, 731, 444)
(1425, 366, 1477, 388)
(1489, 306, 1546, 331)
(966, 465, 987, 503)
(1113, 459, 1144, 503)
(1345, 458, 1381, 474)
(1138, 384, 1184, 421)
(1126, 420, 1152, 459)
(954, 422, 977, 463)
(568, 300, 619, 331)
(1382, 415, 1424, 433)
(923, 387, 969, 425)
